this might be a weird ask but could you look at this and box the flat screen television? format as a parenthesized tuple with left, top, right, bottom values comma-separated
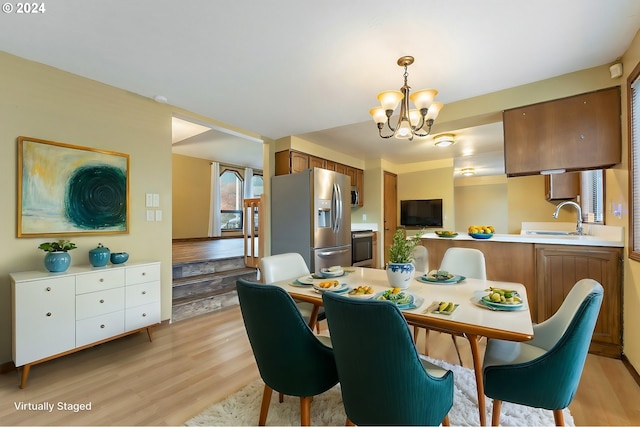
(400, 199, 443, 228)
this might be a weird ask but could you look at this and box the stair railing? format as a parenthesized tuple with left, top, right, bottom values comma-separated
(243, 195, 264, 268)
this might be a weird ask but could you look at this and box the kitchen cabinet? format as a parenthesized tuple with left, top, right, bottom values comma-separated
(503, 87, 621, 177)
(535, 245, 622, 358)
(422, 236, 623, 358)
(545, 172, 580, 200)
(356, 169, 364, 207)
(275, 149, 364, 206)
(11, 261, 161, 388)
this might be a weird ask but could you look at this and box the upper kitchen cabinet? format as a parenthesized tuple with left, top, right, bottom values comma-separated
(503, 87, 621, 177)
(275, 149, 364, 207)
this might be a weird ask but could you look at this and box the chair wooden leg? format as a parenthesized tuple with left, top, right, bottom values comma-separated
(308, 305, 320, 331)
(300, 396, 312, 426)
(279, 392, 284, 403)
(413, 325, 419, 343)
(346, 417, 355, 426)
(491, 399, 502, 426)
(442, 414, 450, 426)
(451, 335, 463, 366)
(259, 384, 273, 426)
(423, 329, 430, 355)
(553, 409, 565, 426)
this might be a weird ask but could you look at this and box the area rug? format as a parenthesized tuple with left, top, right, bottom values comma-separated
(186, 357, 574, 426)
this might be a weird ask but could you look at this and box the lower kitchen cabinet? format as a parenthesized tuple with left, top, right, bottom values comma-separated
(422, 238, 623, 358)
(10, 261, 161, 388)
(535, 245, 622, 358)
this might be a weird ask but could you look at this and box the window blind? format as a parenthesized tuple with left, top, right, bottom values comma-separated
(632, 77, 640, 252)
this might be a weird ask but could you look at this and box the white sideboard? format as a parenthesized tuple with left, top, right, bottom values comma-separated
(10, 261, 161, 388)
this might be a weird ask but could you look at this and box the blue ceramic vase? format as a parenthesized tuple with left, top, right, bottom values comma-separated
(386, 262, 416, 289)
(44, 251, 71, 273)
(89, 243, 110, 267)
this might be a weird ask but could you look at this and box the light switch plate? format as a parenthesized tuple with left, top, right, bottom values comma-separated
(152, 193, 160, 207)
(146, 210, 155, 221)
(155, 210, 162, 221)
(145, 193, 153, 208)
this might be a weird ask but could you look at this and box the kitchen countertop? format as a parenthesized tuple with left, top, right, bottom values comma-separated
(420, 222, 624, 247)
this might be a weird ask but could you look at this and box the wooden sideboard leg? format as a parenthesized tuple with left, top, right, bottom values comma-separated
(146, 326, 153, 342)
(20, 364, 31, 389)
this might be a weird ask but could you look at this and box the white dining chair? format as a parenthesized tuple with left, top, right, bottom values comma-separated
(417, 247, 488, 365)
(411, 245, 428, 273)
(440, 247, 487, 280)
(258, 253, 324, 332)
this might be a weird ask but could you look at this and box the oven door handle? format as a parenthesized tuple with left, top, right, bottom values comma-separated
(352, 232, 374, 239)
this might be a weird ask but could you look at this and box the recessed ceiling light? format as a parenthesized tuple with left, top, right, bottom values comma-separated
(153, 95, 168, 104)
(434, 134, 455, 147)
(461, 168, 475, 176)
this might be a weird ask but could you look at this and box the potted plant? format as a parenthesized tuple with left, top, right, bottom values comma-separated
(386, 229, 423, 289)
(38, 240, 77, 272)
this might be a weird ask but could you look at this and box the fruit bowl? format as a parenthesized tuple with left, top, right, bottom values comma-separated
(469, 233, 493, 239)
(435, 231, 458, 238)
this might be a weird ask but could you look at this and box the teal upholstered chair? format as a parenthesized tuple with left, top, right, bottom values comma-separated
(322, 291, 454, 426)
(483, 278, 604, 426)
(236, 279, 338, 426)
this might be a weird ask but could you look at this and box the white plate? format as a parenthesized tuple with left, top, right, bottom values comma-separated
(296, 275, 316, 285)
(319, 268, 344, 278)
(312, 282, 349, 293)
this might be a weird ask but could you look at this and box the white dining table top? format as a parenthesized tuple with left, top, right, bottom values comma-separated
(271, 266, 534, 342)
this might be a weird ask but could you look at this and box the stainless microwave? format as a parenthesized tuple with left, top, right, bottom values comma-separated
(350, 186, 359, 207)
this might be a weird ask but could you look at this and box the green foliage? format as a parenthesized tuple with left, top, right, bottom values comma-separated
(387, 228, 423, 263)
(38, 240, 77, 252)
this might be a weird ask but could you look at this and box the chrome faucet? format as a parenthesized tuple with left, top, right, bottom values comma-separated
(552, 201, 583, 235)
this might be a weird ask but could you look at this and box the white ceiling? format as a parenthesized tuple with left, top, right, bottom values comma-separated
(2, 0, 640, 176)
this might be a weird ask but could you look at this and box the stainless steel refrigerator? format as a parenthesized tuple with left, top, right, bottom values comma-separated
(271, 168, 351, 273)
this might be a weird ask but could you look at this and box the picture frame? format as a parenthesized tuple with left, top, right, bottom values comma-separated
(17, 136, 130, 237)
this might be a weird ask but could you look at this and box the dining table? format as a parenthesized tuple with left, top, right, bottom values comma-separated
(269, 266, 534, 426)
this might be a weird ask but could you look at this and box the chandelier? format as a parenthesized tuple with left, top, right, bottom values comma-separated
(369, 56, 443, 141)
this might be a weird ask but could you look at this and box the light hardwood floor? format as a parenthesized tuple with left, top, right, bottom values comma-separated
(1, 306, 639, 426)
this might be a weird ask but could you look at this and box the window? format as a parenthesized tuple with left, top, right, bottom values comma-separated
(629, 61, 640, 261)
(220, 169, 243, 230)
(252, 174, 264, 197)
(580, 170, 604, 223)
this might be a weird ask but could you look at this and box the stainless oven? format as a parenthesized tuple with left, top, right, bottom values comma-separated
(351, 230, 374, 267)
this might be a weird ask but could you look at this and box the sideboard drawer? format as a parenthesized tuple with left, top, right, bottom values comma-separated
(76, 287, 125, 321)
(76, 310, 125, 347)
(76, 269, 125, 294)
(125, 303, 160, 331)
(125, 263, 161, 286)
(126, 281, 160, 308)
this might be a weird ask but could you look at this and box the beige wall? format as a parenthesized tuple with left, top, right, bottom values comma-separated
(172, 154, 212, 238)
(0, 51, 174, 363)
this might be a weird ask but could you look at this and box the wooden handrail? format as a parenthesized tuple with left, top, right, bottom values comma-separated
(243, 196, 264, 268)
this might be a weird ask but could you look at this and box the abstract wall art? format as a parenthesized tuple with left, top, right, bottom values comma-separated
(18, 136, 130, 237)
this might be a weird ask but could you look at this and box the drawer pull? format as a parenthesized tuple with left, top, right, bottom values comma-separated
(46, 287, 51, 292)
(99, 278, 104, 283)
(46, 312, 52, 317)
(142, 291, 147, 295)
(100, 324, 105, 329)
(99, 299, 105, 304)
(142, 313, 147, 317)
(142, 272, 146, 276)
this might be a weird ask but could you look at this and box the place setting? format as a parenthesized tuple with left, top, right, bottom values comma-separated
(371, 287, 424, 310)
(416, 270, 466, 284)
(473, 287, 527, 311)
(291, 266, 353, 287)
